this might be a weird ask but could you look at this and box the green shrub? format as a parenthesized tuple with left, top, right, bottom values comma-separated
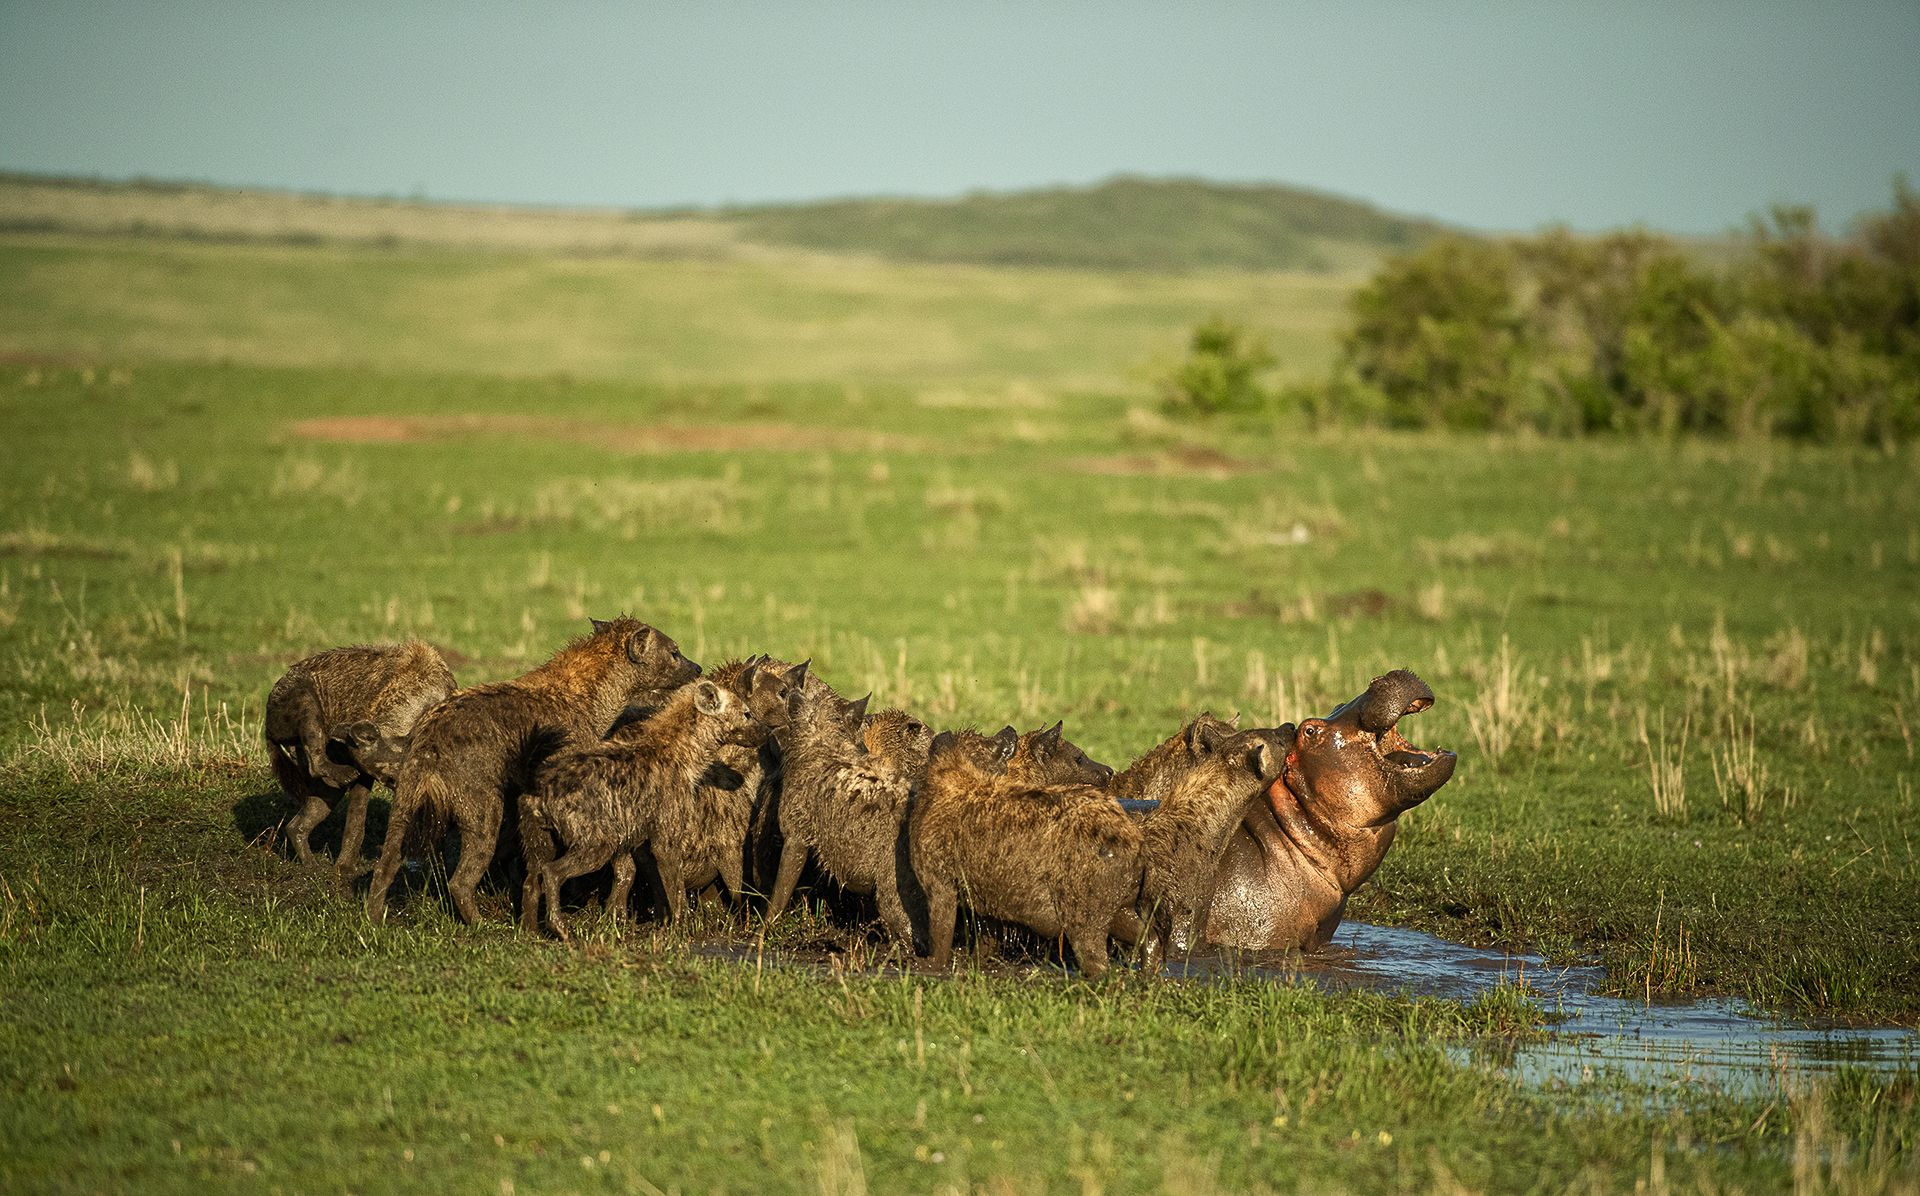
(1156, 315, 1275, 415)
(1312, 180, 1920, 444)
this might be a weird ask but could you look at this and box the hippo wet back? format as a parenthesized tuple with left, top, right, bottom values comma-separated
(1206, 669, 1456, 951)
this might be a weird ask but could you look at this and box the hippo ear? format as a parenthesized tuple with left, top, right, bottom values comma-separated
(694, 680, 726, 717)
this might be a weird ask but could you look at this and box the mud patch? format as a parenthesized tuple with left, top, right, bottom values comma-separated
(1222, 588, 1397, 622)
(1069, 445, 1264, 479)
(290, 415, 935, 455)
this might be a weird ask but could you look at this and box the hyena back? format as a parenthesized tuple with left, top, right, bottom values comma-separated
(263, 639, 455, 891)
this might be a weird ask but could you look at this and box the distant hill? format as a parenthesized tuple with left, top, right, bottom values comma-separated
(0, 170, 1449, 273)
(712, 175, 1452, 272)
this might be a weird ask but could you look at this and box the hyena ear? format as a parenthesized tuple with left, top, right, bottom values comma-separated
(591, 617, 612, 634)
(992, 725, 1018, 762)
(1187, 718, 1228, 757)
(1245, 739, 1274, 781)
(928, 730, 958, 761)
(1228, 711, 1243, 729)
(1043, 720, 1064, 744)
(787, 659, 811, 690)
(846, 693, 872, 724)
(324, 722, 378, 765)
(694, 680, 725, 717)
(628, 627, 658, 663)
(738, 661, 760, 695)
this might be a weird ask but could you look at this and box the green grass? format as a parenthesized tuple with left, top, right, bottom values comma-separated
(1, 221, 1918, 1191)
(0, 233, 1351, 390)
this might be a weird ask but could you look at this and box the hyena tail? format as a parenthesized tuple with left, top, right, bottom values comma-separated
(265, 737, 311, 802)
(507, 724, 571, 797)
(383, 751, 454, 857)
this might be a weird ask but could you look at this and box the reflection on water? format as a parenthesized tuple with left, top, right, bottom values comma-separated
(1209, 922, 1918, 1093)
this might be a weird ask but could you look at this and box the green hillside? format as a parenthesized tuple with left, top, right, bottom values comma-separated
(2, 170, 1445, 274)
(720, 175, 1450, 271)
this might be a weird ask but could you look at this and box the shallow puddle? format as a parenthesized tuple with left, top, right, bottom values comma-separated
(1211, 922, 1918, 1094)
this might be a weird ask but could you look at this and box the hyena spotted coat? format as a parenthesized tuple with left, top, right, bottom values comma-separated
(1006, 721, 1114, 788)
(365, 617, 698, 925)
(520, 657, 807, 925)
(908, 731, 1143, 978)
(1110, 713, 1240, 807)
(520, 676, 761, 939)
(1137, 727, 1287, 965)
(761, 687, 931, 941)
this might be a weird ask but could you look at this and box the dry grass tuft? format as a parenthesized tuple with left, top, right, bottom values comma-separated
(126, 451, 179, 492)
(1462, 637, 1541, 772)
(1710, 710, 1794, 824)
(13, 686, 257, 784)
(1064, 583, 1119, 636)
(1639, 709, 1690, 822)
(270, 454, 367, 505)
(531, 474, 748, 536)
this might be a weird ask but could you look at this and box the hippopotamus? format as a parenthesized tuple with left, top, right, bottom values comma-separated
(1203, 669, 1456, 951)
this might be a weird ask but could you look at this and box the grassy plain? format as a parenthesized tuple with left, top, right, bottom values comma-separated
(1, 211, 1917, 1191)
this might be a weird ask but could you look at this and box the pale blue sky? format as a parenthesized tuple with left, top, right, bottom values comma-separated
(2, 2, 1916, 234)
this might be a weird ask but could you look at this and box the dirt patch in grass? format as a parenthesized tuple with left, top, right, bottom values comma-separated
(1221, 588, 1397, 621)
(1069, 445, 1265, 479)
(289, 414, 937, 455)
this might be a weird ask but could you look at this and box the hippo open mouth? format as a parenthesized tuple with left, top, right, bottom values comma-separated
(1381, 717, 1443, 770)
(1360, 673, 1455, 808)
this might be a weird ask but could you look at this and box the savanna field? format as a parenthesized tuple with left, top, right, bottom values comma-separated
(1, 185, 1917, 1192)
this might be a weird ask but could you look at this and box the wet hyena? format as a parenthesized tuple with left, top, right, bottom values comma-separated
(364, 617, 698, 925)
(520, 675, 761, 940)
(907, 730, 1143, 978)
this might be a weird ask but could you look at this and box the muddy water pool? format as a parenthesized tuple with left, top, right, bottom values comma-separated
(1215, 922, 1918, 1094)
